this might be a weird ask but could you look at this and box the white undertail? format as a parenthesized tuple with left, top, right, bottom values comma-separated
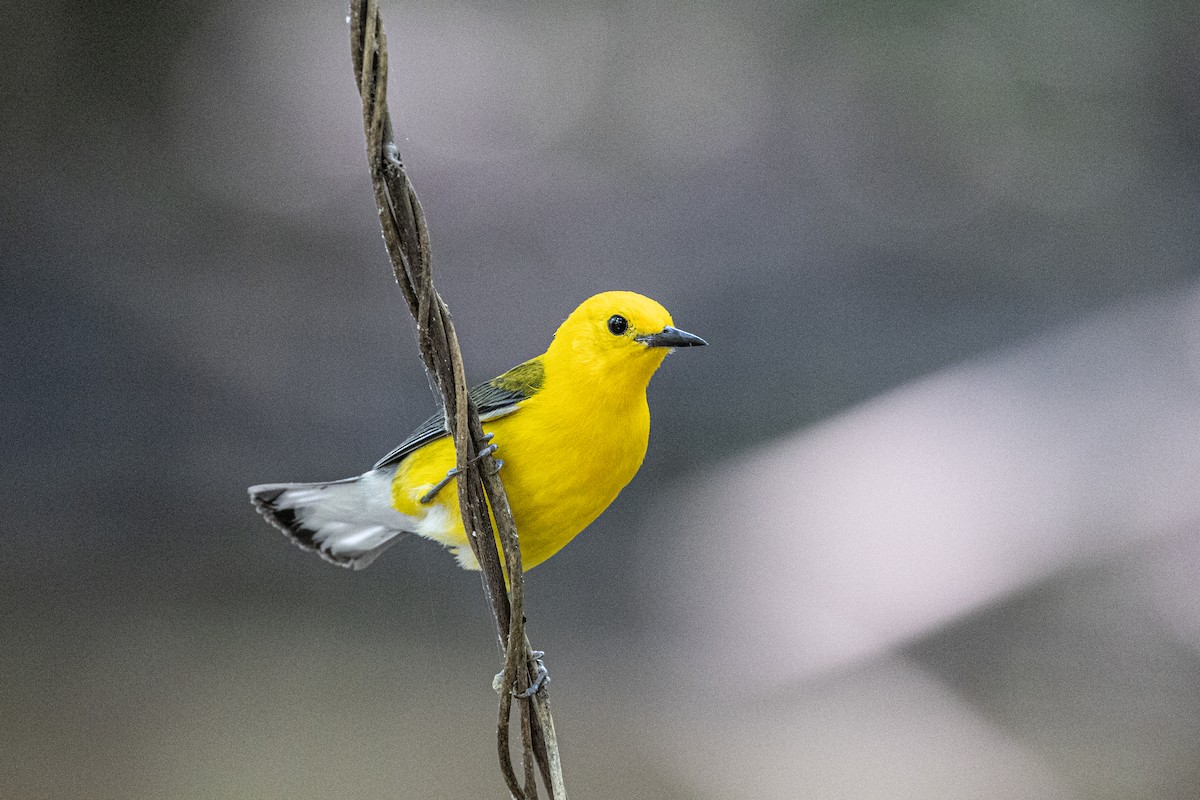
(248, 469, 414, 569)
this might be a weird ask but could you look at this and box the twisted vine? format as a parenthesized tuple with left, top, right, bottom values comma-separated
(348, 2, 566, 797)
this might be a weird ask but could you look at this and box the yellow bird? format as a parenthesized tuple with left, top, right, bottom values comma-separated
(249, 291, 706, 571)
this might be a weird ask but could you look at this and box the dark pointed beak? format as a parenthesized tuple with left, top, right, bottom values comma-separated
(636, 325, 708, 348)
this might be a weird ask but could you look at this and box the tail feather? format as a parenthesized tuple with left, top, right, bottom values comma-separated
(248, 470, 412, 570)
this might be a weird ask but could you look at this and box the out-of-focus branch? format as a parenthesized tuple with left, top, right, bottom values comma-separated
(347, 2, 565, 797)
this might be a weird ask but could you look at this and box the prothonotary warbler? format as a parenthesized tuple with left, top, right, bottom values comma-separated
(249, 291, 706, 571)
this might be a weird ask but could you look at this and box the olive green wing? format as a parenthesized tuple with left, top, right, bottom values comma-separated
(371, 358, 545, 471)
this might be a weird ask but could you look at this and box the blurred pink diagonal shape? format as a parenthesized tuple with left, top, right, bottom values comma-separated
(641, 286, 1200, 692)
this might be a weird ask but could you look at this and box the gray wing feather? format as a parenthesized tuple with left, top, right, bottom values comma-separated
(372, 359, 544, 471)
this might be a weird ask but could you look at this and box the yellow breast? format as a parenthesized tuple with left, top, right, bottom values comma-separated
(390, 384, 651, 569)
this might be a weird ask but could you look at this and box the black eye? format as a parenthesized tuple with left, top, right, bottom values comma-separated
(607, 315, 628, 335)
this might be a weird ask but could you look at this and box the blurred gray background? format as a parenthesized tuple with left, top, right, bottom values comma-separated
(4, 0, 1200, 797)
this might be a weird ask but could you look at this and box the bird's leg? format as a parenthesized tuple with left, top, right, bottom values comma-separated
(492, 650, 551, 697)
(515, 651, 550, 698)
(419, 433, 498, 504)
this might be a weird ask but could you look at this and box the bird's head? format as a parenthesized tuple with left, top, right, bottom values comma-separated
(547, 291, 706, 390)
